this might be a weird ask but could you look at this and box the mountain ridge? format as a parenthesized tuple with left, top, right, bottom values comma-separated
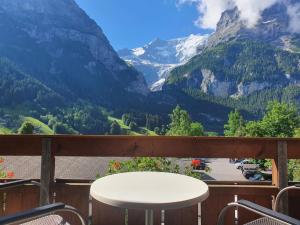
(118, 34, 208, 90)
(207, 2, 300, 50)
(0, 0, 149, 106)
(163, 2, 300, 99)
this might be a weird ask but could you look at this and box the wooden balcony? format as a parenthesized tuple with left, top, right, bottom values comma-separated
(0, 135, 299, 225)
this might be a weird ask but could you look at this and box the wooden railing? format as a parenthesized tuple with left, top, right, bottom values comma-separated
(0, 135, 300, 225)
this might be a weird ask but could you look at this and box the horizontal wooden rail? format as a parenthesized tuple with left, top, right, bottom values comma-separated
(0, 135, 300, 158)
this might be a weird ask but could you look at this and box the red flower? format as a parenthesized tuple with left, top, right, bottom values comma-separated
(112, 162, 121, 170)
(6, 171, 14, 178)
(191, 159, 201, 168)
(0, 158, 4, 164)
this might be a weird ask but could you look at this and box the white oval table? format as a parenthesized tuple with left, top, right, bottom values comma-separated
(90, 172, 209, 225)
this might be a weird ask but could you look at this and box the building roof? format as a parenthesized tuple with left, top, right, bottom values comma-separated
(1, 156, 129, 180)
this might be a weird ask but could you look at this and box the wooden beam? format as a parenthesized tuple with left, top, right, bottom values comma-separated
(0, 135, 42, 155)
(273, 141, 289, 213)
(284, 139, 300, 158)
(40, 138, 55, 206)
(0, 135, 299, 158)
(272, 158, 279, 187)
(52, 136, 278, 158)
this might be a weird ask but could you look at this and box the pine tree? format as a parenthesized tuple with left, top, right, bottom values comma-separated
(224, 109, 245, 136)
(167, 105, 205, 136)
(167, 105, 192, 136)
(18, 121, 34, 134)
(129, 121, 138, 131)
(110, 121, 121, 135)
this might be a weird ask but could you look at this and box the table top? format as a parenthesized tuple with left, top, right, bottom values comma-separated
(90, 172, 209, 210)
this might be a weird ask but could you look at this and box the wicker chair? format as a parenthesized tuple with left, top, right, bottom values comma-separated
(0, 180, 86, 225)
(217, 184, 300, 225)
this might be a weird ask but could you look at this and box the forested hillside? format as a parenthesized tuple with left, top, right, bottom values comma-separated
(185, 85, 300, 117)
(0, 58, 64, 108)
(165, 40, 300, 96)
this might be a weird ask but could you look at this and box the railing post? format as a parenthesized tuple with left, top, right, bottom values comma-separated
(272, 141, 288, 213)
(40, 138, 55, 206)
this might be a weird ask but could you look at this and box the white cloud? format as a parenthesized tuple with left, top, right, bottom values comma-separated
(234, 0, 279, 28)
(194, 0, 233, 29)
(287, 2, 300, 33)
(177, 0, 280, 30)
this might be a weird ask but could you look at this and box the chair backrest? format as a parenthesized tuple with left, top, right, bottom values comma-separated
(0, 203, 87, 225)
(0, 180, 87, 225)
(274, 184, 300, 212)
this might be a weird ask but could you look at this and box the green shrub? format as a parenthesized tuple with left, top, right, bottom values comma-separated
(105, 157, 201, 180)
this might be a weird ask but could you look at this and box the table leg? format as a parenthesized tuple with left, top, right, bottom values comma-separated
(145, 209, 154, 225)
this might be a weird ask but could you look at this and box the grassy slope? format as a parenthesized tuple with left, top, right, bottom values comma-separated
(108, 116, 141, 135)
(23, 117, 54, 135)
(140, 127, 157, 136)
(108, 116, 157, 136)
(1, 113, 155, 135)
(0, 126, 12, 134)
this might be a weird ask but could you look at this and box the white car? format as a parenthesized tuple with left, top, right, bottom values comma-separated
(236, 160, 259, 170)
(235, 160, 245, 169)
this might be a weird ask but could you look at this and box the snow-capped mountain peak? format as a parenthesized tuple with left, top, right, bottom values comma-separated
(118, 34, 209, 91)
(132, 47, 145, 57)
(174, 34, 209, 62)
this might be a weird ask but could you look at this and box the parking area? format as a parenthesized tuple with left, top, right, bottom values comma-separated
(4, 156, 252, 181)
(175, 158, 247, 181)
(203, 158, 247, 181)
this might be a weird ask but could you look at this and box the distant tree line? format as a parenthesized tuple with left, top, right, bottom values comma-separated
(122, 112, 163, 131)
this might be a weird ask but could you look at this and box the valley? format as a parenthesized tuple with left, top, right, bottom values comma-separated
(0, 0, 300, 135)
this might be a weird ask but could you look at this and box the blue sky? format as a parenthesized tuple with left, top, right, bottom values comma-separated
(75, 0, 210, 50)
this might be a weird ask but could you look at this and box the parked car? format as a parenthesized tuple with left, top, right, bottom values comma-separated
(235, 160, 245, 169)
(244, 171, 272, 181)
(249, 172, 272, 181)
(196, 158, 207, 163)
(241, 161, 259, 172)
(243, 170, 257, 179)
(191, 159, 206, 170)
(236, 159, 259, 171)
(229, 158, 243, 163)
(249, 173, 264, 181)
(260, 170, 272, 181)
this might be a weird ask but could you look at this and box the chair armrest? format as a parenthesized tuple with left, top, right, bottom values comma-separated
(0, 179, 33, 190)
(0, 203, 65, 225)
(274, 185, 300, 211)
(238, 200, 300, 225)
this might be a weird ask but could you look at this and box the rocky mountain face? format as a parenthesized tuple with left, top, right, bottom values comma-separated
(118, 34, 208, 91)
(164, 2, 300, 98)
(208, 2, 300, 51)
(165, 40, 300, 97)
(0, 0, 148, 107)
(0, 58, 63, 107)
